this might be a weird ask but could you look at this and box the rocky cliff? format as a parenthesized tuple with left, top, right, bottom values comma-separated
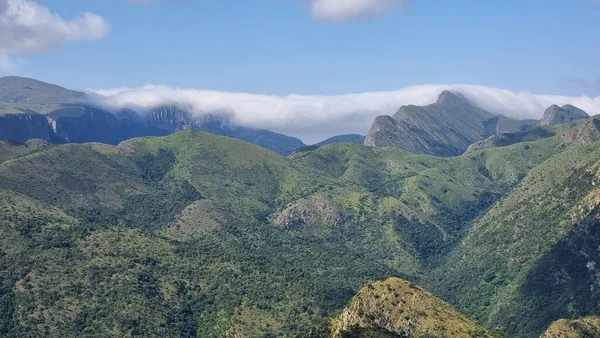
(540, 104, 589, 126)
(364, 91, 538, 156)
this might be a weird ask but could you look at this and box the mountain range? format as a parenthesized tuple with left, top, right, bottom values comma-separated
(362, 90, 585, 157)
(1, 76, 600, 337)
(3, 76, 591, 159)
(0, 76, 311, 156)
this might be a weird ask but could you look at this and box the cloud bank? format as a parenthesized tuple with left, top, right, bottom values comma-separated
(309, 0, 412, 21)
(0, 0, 110, 70)
(87, 84, 600, 144)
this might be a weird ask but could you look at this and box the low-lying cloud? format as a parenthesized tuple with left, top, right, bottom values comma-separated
(87, 84, 600, 144)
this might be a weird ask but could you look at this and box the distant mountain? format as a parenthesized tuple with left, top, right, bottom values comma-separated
(0, 76, 84, 104)
(364, 91, 537, 156)
(316, 134, 365, 147)
(540, 104, 589, 126)
(0, 76, 305, 156)
(146, 105, 305, 155)
(330, 277, 496, 338)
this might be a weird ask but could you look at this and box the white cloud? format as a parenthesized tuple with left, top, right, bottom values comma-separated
(309, 0, 412, 21)
(0, 0, 110, 56)
(86, 84, 600, 144)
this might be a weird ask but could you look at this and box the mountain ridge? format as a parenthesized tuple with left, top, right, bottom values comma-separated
(364, 90, 582, 157)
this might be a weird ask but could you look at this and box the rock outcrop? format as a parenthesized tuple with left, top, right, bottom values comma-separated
(540, 316, 600, 338)
(364, 91, 532, 157)
(330, 277, 496, 338)
(540, 104, 589, 126)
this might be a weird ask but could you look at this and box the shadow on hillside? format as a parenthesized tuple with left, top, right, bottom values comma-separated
(491, 206, 600, 337)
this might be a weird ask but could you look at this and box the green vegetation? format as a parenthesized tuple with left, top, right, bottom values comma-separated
(541, 316, 600, 338)
(330, 277, 496, 338)
(1, 118, 600, 337)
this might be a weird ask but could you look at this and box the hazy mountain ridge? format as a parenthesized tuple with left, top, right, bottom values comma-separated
(0, 77, 309, 155)
(0, 76, 84, 104)
(1, 76, 593, 157)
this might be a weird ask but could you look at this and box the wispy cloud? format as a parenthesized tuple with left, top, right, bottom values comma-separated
(86, 84, 600, 143)
(0, 0, 110, 70)
(309, 0, 412, 21)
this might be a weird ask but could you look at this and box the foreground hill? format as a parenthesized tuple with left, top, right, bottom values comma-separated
(428, 117, 600, 337)
(330, 277, 495, 338)
(540, 317, 600, 338)
(1, 116, 600, 337)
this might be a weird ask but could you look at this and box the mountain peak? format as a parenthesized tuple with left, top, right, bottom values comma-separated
(330, 277, 496, 338)
(540, 104, 589, 126)
(436, 90, 467, 106)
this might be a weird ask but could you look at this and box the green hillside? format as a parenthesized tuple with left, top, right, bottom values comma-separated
(330, 277, 496, 338)
(541, 316, 600, 338)
(1, 119, 600, 337)
(427, 118, 600, 337)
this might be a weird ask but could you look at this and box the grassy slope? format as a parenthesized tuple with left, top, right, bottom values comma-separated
(541, 316, 600, 338)
(0, 126, 597, 337)
(330, 277, 496, 338)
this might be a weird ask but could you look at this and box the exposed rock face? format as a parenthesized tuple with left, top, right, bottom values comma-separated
(540, 104, 589, 126)
(0, 104, 168, 145)
(562, 117, 600, 146)
(330, 277, 496, 338)
(364, 91, 532, 156)
(0, 103, 306, 156)
(0, 77, 307, 156)
(0, 76, 84, 104)
(0, 113, 61, 143)
(147, 105, 196, 131)
(273, 197, 344, 229)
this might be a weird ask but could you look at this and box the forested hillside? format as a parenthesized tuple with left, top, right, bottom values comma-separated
(1, 118, 600, 337)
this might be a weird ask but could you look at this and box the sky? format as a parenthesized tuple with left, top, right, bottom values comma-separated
(1, 0, 599, 142)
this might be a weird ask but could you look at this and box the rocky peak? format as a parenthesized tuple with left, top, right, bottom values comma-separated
(366, 91, 497, 156)
(540, 104, 589, 126)
(436, 90, 469, 107)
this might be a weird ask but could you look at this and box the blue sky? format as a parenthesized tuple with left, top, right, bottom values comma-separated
(2, 0, 599, 96)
